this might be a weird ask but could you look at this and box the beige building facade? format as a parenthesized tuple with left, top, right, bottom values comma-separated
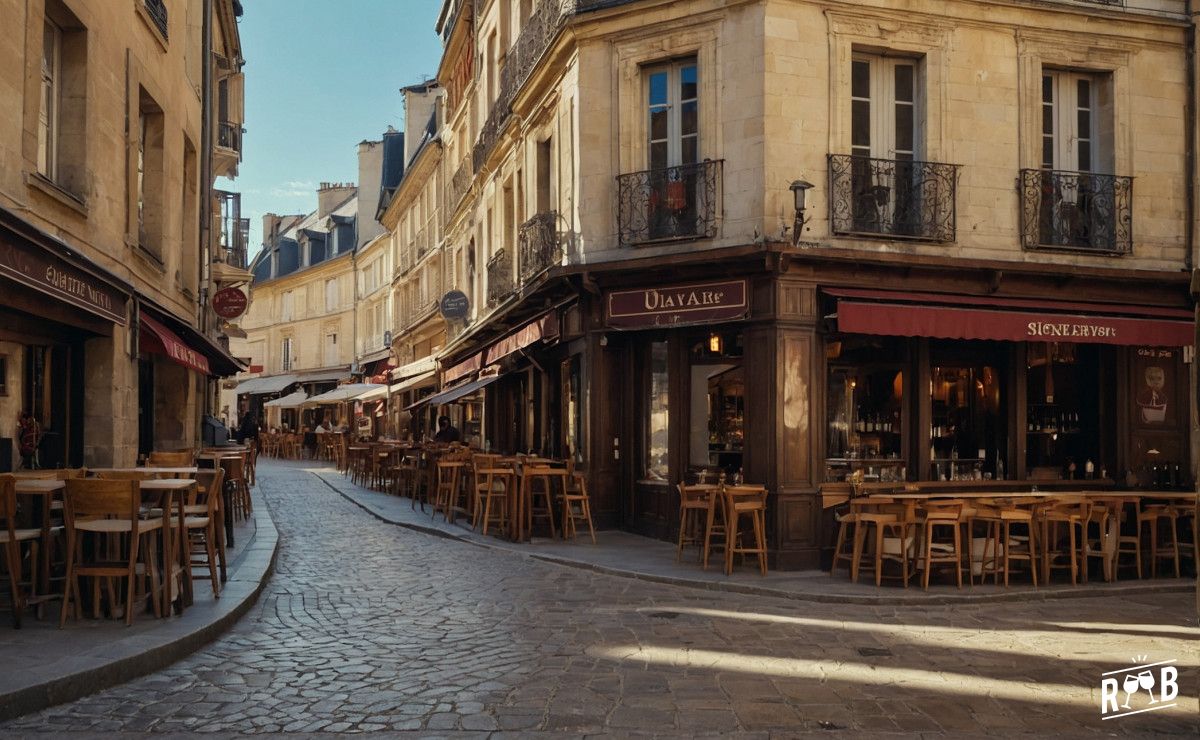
(0, 0, 245, 468)
(380, 0, 1200, 568)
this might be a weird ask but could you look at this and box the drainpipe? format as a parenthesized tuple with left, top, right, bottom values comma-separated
(199, 0, 215, 422)
(1187, 1, 1196, 274)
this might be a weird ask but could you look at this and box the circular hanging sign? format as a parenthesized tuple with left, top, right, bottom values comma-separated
(440, 290, 470, 320)
(212, 287, 248, 319)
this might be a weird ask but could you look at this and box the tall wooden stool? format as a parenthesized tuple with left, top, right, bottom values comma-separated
(561, 472, 597, 544)
(723, 485, 768, 575)
(475, 467, 513, 536)
(677, 483, 715, 561)
(919, 499, 964, 590)
(1038, 498, 1089, 585)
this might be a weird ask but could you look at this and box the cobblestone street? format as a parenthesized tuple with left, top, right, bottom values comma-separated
(4, 459, 1197, 736)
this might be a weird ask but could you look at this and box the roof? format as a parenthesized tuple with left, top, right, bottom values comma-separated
(377, 129, 406, 219)
(253, 192, 359, 284)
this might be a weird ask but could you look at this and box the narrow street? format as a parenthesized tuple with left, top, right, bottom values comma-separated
(3, 460, 1196, 736)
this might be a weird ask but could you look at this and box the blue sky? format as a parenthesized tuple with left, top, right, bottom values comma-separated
(221, 0, 443, 255)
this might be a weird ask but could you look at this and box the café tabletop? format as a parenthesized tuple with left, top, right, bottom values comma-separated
(92, 466, 199, 475)
(14, 479, 65, 493)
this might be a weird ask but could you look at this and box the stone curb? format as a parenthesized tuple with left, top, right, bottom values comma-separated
(0, 495, 280, 722)
(318, 471, 1196, 608)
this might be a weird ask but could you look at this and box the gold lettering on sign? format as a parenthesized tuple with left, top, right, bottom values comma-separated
(1026, 321, 1117, 339)
(44, 266, 113, 313)
(644, 288, 727, 312)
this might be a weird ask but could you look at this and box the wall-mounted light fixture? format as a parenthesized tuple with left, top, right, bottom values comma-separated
(708, 332, 723, 354)
(789, 179, 815, 245)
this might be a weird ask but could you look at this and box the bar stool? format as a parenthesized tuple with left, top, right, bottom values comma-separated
(701, 483, 734, 571)
(918, 499, 964, 589)
(561, 472, 596, 544)
(677, 483, 716, 561)
(432, 461, 463, 522)
(521, 465, 562, 540)
(1168, 497, 1197, 571)
(1142, 501, 1181, 578)
(829, 505, 859, 578)
(1083, 497, 1117, 582)
(852, 497, 917, 587)
(723, 484, 768, 575)
(985, 500, 1039, 587)
(476, 466, 513, 536)
(1038, 498, 1089, 585)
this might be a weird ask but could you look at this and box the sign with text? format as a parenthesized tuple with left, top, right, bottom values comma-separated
(0, 233, 127, 324)
(440, 290, 470, 320)
(605, 279, 749, 329)
(211, 287, 248, 319)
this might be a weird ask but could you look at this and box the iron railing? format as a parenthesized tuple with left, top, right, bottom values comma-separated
(1080, 0, 1123, 5)
(518, 211, 561, 283)
(215, 190, 248, 268)
(144, 0, 169, 39)
(828, 154, 960, 242)
(446, 157, 473, 217)
(616, 160, 722, 247)
(1019, 169, 1132, 254)
(217, 121, 242, 153)
(487, 249, 515, 307)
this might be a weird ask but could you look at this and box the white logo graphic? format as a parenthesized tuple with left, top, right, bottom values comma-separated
(1101, 656, 1179, 720)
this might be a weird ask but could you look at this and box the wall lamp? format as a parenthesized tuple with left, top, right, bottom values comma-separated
(789, 179, 815, 245)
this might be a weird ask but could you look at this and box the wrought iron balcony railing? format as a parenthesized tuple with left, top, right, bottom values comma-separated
(217, 121, 242, 153)
(144, 0, 169, 39)
(616, 160, 722, 247)
(487, 249, 515, 307)
(215, 190, 247, 268)
(1019, 169, 1132, 254)
(828, 154, 960, 242)
(445, 157, 473, 218)
(518, 211, 561, 283)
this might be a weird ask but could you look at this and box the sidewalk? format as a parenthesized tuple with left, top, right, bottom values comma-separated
(0, 491, 278, 721)
(312, 464, 1196, 607)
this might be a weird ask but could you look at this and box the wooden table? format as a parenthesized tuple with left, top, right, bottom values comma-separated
(140, 479, 196, 612)
(14, 479, 65, 614)
(92, 467, 199, 476)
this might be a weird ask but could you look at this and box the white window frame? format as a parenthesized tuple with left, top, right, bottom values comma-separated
(851, 54, 920, 162)
(38, 19, 61, 180)
(281, 337, 294, 371)
(1042, 70, 1100, 173)
(644, 58, 698, 171)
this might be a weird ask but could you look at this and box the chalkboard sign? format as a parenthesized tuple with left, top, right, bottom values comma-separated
(440, 290, 470, 320)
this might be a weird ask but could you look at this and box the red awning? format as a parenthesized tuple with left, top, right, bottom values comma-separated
(484, 313, 559, 365)
(827, 289, 1194, 347)
(140, 314, 212, 374)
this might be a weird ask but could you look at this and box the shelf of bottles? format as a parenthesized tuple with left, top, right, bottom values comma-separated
(929, 365, 1005, 481)
(825, 367, 905, 483)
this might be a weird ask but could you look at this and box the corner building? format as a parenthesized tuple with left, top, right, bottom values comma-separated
(402, 0, 1198, 569)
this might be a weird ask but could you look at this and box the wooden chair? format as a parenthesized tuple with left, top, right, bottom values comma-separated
(723, 484, 769, 576)
(677, 483, 714, 561)
(0, 474, 43, 628)
(148, 451, 195, 467)
(184, 469, 222, 598)
(919, 499, 964, 589)
(561, 472, 596, 544)
(61, 479, 163, 627)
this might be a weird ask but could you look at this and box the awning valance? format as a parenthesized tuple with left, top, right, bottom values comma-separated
(391, 356, 437, 381)
(140, 314, 211, 375)
(263, 390, 308, 408)
(828, 289, 1195, 347)
(389, 370, 437, 396)
(235, 374, 298, 395)
(295, 368, 351, 384)
(406, 374, 501, 411)
(303, 383, 387, 406)
(484, 313, 559, 365)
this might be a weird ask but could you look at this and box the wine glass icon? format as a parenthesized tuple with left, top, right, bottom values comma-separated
(1138, 670, 1158, 704)
(1122, 673, 1140, 709)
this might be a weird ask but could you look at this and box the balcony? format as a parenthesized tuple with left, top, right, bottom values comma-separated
(487, 249, 515, 307)
(518, 211, 562, 283)
(1019, 169, 1132, 255)
(828, 154, 960, 243)
(217, 121, 242, 153)
(445, 157, 473, 219)
(144, 0, 168, 39)
(616, 160, 722, 247)
(215, 190, 249, 269)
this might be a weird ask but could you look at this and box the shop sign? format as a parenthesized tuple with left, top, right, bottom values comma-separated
(606, 279, 748, 329)
(440, 290, 470, 320)
(211, 287, 248, 319)
(0, 233, 126, 324)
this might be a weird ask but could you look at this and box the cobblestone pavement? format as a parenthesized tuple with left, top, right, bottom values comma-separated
(4, 459, 1197, 736)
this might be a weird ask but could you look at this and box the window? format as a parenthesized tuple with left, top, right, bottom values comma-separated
(136, 88, 165, 257)
(642, 341, 670, 483)
(1042, 71, 1103, 173)
(325, 278, 338, 312)
(38, 20, 61, 179)
(646, 59, 698, 171)
(324, 333, 337, 367)
(851, 55, 917, 162)
(281, 337, 294, 371)
(535, 137, 553, 213)
(281, 290, 294, 321)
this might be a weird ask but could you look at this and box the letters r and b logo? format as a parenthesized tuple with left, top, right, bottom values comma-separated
(1101, 657, 1179, 720)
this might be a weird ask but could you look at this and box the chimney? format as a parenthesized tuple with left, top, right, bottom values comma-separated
(357, 140, 385, 248)
(317, 182, 356, 219)
(402, 82, 441, 164)
(261, 213, 281, 248)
